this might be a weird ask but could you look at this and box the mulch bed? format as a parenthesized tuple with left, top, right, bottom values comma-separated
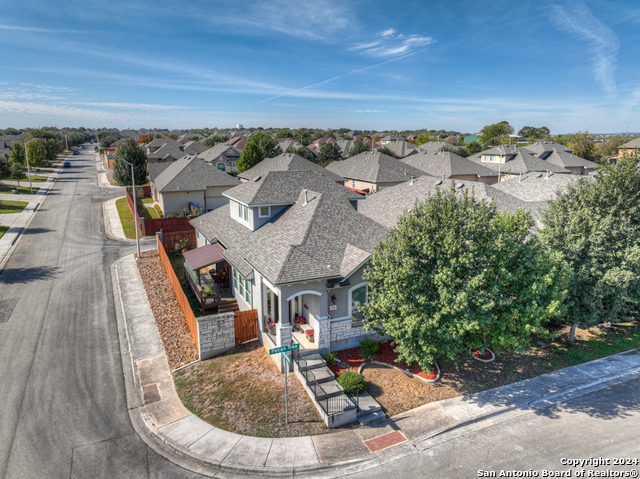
(472, 349, 495, 361)
(327, 340, 438, 380)
(136, 250, 199, 370)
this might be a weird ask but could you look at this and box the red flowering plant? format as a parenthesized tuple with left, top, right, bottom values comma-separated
(267, 319, 276, 329)
(305, 329, 314, 337)
(293, 315, 306, 324)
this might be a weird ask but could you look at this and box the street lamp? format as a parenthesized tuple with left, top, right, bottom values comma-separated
(115, 155, 141, 259)
(65, 134, 69, 152)
(24, 138, 39, 194)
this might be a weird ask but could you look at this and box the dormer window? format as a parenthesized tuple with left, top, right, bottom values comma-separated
(259, 206, 271, 218)
(237, 202, 249, 222)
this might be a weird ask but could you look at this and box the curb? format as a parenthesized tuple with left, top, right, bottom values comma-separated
(102, 197, 133, 242)
(111, 253, 640, 476)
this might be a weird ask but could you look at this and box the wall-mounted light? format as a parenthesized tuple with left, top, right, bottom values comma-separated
(331, 295, 337, 305)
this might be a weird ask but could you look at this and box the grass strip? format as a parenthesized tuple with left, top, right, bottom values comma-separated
(0, 225, 8, 239)
(0, 200, 28, 214)
(115, 197, 136, 239)
(0, 185, 39, 195)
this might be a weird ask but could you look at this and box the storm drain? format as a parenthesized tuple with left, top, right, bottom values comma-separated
(0, 292, 19, 323)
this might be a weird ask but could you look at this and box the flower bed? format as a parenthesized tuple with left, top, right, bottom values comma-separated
(327, 340, 438, 381)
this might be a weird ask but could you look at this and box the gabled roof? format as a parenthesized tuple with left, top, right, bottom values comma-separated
(621, 137, 640, 149)
(415, 141, 452, 154)
(146, 143, 185, 160)
(357, 177, 533, 228)
(491, 172, 585, 202)
(467, 146, 572, 175)
(192, 187, 387, 285)
(377, 140, 418, 158)
(237, 153, 344, 183)
(200, 144, 242, 162)
(147, 161, 173, 183)
(226, 170, 360, 206)
(184, 141, 209, 155)
(401, 150, 498, 178)
(120, 130, 140, 140)
(152, 156, 240, 193)
(543, 149, 598, 169)
(524, 141, 573, 155)
(224, 137, 247, 150)
(325, 151, 425, 183)
(277, 140, 316, 156)
(146, 137, 183, 150)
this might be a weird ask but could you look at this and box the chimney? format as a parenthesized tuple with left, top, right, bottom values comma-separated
(303, 189, 308, 205)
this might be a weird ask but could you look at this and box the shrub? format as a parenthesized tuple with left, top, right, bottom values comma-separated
(359, 338, 379, 362)
(324, 351, 338, 365)
(337, 371, 366, 394)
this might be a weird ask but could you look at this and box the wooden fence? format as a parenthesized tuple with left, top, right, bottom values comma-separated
(156, 235, 199, 351)
(143, 216, 195, 236)
(235, 309, 258, 345)
(161, 230, 197, 252)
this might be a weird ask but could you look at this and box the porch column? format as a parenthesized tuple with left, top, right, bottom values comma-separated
(276, 323, 292, 348)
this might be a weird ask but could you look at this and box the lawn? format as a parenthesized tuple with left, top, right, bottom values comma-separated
(141, 197, 154, 204)
(0, 226, 8, 239)
(0, 200, 28, 214)
(141, 207, 159, 219)
(115, 197, 136, 239)
(346, 323, 640, 418)
(0, 185, 39, 195)
(5, 175, 48, 183)
(174, 341, 345, 438)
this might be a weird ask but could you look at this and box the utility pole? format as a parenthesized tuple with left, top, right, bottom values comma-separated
(24, 138, 39, 194)
(115, 155, 141, 259)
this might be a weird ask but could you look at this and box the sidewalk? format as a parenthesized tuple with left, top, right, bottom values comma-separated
(112, 254, 640, 477)
(103, 197, 128, 241)
(0, 167, 62, 268)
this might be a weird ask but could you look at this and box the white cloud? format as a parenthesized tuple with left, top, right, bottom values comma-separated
(0, 24, 85, 34)
(352, 31, 434, 57)
(379, 28, 397, 37)
(352, 109, 387, 113)
(549, 0, 619, 98)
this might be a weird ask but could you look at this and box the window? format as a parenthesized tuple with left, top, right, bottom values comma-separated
(231, 161, 237, 168)
(351, 179, 356, 188)
(216, 162, 226, 171)
(237, 202, 249, 222)
(350, 284, 368, 327)
(259, 206, 270, 218)
(233, 269, 252, 305)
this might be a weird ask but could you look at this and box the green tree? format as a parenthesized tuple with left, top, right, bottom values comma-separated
(539, 154, 640, 342)
(479, 121, 514, 144)
(563, 130, 596, 160)
(100, 134, 117, 148)
(137, 134, 154, 145)
(26, 141, 48, 167)
(9, 141, 26, 165)
(595, 136, 625, 162)
(237, 132, 278, 172)
(284, 145, 316, 162)
(203, 135, 229, 147)
(362, 186, 569, 369)
(518, 126, 550, 141)
(294, 130, 312, 145)
(347, 138, 369, 157)
(377, 146, 398, 158)
(9, 163, 25, 186)
(3, 127, 22, 136)
(317, 142, 342, 166)
(466, 141, 483, 155)
(275, 129, 294, 140)
(113, 138, 147, 186)
(0, 158, 10, 180)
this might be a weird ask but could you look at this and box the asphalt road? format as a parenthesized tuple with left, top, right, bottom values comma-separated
(0, 147, 638, 479)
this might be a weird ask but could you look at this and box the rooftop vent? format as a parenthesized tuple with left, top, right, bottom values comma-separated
(435, 180, 443, 186)
(455, 182, 464, 189)
(253, 176, 262, 182)
(535, 173, 543, 178)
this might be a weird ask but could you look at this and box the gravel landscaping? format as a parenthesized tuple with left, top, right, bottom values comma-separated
(136, 250, 199, 370)
(174, 340, 350, 438)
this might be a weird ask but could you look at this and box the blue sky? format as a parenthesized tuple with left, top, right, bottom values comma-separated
(1, 0, 639, 133)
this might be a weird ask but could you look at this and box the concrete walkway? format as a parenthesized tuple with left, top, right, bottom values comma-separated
(0, 167, 61, 268)
(113, 253, 640, 477)
(103, 196, 129, 241)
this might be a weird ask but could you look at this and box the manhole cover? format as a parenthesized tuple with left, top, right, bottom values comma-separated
(0, 292, 19, 323)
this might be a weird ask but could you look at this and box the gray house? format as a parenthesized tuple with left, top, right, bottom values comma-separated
(401, 150, 499, 184)
(151, 156, 240, 215)
(237, 153, 344, 184)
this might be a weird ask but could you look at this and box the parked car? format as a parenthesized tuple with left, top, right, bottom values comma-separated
(73, 149, 80, 155)
(63, 161, 71, 168)
(81, 145, 87, 149)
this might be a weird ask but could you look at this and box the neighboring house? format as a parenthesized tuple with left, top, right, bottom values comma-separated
(325, 151, 425, 192)
(277, 139, 317, 157)
(183, 140, 209, 155)
(463, 134, 479, 144)
(379, 135, 404, 144)
(200, 144, 242, 172)
(145, 137, 184, 155)
(147, 161, 173, 183)
(225, 137, 248, 151)
(467, 145, 572, 180)
(524, 141, 597, 175)
(415, 141, 452, 154)
(119, 130, 140, 141)
(145, 138, 206, 164)
(444, 136, 458, 143)
(377, 140, 418, 158)
(190, 170, 384, 358)
(236, 153, 345, 185)
(614, 137, 640, 160)
(150, 155, 241, 215)
(310, 137, 335, 149)
(400, 150, 499, 184)
(491, 171, 584, 205)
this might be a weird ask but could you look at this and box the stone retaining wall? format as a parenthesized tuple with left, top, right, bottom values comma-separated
(197, 312, 236, 360)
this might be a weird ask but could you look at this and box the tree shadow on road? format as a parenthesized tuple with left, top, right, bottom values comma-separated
(0, 266, 61, 284)
(21, 227, 55, 235)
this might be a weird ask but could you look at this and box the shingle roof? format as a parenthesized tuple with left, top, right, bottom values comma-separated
(200, 144, 242, 162)
(152, 156, 240, 193)
(237, 153, 344, 183)
(621, 137, 640, 149)
(490, 172, 585, 202)
(400, 150, 498, 178)
(377, 140, 418, 158)
(146, 137, 183, 150)
(357, 177, 533, 228)
(226, 170, 360, 206)
(192, 187, 387, 285)
(467, 146, 572, 175)
(416, 141, 455, 154)
(524, 141, 573, 155)
(543, 149, 598, 169)
(147, 161, 173, 183)
(325, 151, 426, 183)
(184, 141, 209, 155)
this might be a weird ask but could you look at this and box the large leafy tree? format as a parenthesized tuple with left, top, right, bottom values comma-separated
(563, 130, 596, 160)
(100, 134, 117, 148)
(25, 141, 49, 167)
(275, 129, 294, 139)
(466, 141, 483, 155)
(0, 158, 10, 179)
(9, 141, 26, 165)
(376, 146, 398, 158)
(539, 154, 640, 342)
(237, 132, 278, 172)
(202, 135, 229, 147)
(9, 163, 26, 186)
(518, 126, 550, 141)
(479, 121, 514, 144)
(283, 145, 315, 162)
(595, 136, 625, 162)
(137, 134, 154, 145)
(317, 142, 342, 166)
(347, 138, 369, 157)
(362, 186, 569, 369)
(113, 138, 147, 186)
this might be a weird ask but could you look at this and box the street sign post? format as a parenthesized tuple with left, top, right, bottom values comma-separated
(269, 345, 299, 424)
(269, 343, 299, 355)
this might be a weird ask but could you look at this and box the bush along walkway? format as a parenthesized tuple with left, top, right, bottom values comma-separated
(113, 253, 640, 476)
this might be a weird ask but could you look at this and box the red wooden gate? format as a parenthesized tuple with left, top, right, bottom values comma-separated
(235, 309, 258, 345)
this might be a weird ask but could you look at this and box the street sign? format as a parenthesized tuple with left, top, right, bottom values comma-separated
(269, 344, 300, 355)
(283, 352, 291, 364)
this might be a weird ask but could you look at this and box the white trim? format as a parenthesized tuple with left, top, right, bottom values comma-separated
(258, 205, 271, 218)
(285, 290, 322, 302)
(261, 274, 280, 296)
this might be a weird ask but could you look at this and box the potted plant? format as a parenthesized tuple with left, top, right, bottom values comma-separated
(267, 319, 277, 336)
(293, 315, 306, 331)
(305, 329, 314, 343)
(202, 285, 215, 303)
(175, 237, 190, 253)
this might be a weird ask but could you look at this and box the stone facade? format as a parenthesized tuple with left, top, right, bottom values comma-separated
(330, 318, 380, 351)
(197, 312, 236, 360)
